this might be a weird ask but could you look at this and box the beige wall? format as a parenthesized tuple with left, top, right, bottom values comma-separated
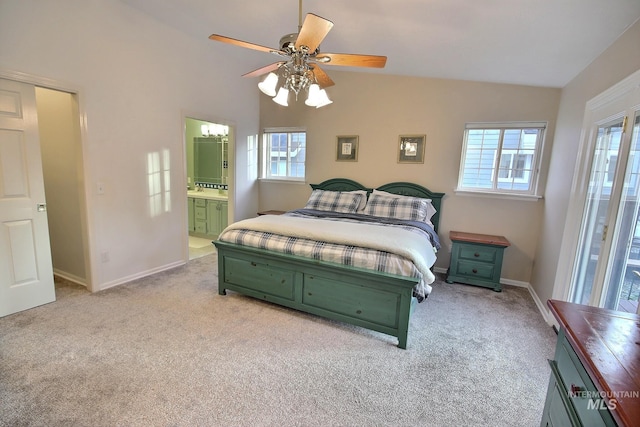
(259, 73, 561, 278)
(1, 0, 260, 290)
(531, 20, 640, 312)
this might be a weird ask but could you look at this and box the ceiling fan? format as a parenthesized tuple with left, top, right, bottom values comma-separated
(208, 0, 387, 107)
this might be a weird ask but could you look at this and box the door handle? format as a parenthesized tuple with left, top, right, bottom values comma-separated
(37, 203, 47, 212)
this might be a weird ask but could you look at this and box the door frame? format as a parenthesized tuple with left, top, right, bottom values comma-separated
(0, 68, 95, 291)
(181, 110, 235, 262)
(553, 69, 640, 306)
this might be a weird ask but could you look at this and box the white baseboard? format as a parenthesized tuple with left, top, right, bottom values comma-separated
(53, 269, 88, 288)
(98, 260, 186, 291)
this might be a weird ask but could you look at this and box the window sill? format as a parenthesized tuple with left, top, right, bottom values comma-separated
(259, 178, 307, 185)
(454, 189, 543, 201)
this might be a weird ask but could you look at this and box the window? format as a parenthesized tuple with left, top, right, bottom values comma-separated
(457, 122, 546, 196)
(261, 128, 306, 180)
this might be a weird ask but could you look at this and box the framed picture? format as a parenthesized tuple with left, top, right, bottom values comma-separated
(336, 135, 359, 161)
(398, 134, 426, 163)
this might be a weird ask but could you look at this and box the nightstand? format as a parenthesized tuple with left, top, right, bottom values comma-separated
(446, 231, 510, 292)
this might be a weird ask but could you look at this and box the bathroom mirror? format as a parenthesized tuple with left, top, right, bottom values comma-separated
(193, 135, 228, 185)
(186, 118, 229, 188)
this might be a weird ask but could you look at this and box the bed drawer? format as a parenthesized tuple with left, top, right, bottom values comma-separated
(223, 256, 296, 301)
(302, 274, 399, 328)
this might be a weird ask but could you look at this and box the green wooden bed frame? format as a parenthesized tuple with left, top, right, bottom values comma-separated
(214, 178, 444, 348)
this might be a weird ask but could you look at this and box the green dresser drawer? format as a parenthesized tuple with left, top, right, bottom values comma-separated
(194, 198, 207, 207)
(554, 336, 611, 426)
(458, 244, 498, 263)
(453, 260, 495, 281)
(223, 256, 296, 301)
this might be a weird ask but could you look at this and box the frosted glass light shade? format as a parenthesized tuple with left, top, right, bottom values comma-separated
(314, 89, 332, 108)
(258, 73, 278, 97)
(305, 84, 321, 107)
(272, 87, 289, 106)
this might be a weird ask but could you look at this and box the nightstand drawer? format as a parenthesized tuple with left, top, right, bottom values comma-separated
(454, 260, 495, 280)
(458, 244, 498, 264)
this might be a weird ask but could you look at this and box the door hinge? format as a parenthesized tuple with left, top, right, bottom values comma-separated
(602, 225, 608, 242)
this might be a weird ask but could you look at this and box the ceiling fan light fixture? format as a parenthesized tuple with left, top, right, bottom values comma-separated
(314, 89, 332, 108)
(273, 87, 290, 106)
(258, 72, 279, 97)
(305, 83, 321, 106)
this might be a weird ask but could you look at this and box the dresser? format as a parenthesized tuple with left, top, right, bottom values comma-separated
(446, 231, 510, 292)
(541, 300, 640, 427)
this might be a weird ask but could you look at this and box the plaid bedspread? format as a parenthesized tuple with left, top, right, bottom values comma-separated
(217, 210, 438, 302)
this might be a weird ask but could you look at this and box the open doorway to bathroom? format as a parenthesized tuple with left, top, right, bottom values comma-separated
(185, 117, 230, 260)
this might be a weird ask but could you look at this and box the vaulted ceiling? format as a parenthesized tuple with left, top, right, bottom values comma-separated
(122, 0, 640, 88)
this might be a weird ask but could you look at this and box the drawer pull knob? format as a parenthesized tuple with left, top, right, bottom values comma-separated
(474, 252, 480, 257)
(472, 269, 478, 274)
(250, 262, 257, 267)
(570, 384, 586, 396)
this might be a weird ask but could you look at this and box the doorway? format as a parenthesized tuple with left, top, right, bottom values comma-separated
(0, 76, 89, 317)
(184, 116, 231, 260)
(565, 71, 640, 313)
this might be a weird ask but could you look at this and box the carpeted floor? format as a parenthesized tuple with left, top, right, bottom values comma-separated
(0, 253, 557, 427)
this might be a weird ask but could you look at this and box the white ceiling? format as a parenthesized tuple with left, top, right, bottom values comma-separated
(121, 0, 640, 88)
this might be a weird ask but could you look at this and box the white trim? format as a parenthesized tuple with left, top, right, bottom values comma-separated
(53, 270, 88, 288)
(454, 189, 543, 201)
(465, 121, 548, 129)
(99, 260, 186, 291)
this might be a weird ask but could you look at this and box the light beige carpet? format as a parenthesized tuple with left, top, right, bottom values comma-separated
(0, 254, 557, 426)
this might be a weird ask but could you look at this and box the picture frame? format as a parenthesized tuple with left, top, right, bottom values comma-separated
(398, 134, 426, 163)
(336, 135, 359, 161)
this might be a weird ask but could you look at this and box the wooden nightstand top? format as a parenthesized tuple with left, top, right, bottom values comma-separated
(449, 231, 510, 247)
(257, 210, 287, 216)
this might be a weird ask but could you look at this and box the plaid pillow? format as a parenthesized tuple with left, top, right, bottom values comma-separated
(363, 193, 428, 221)
(304, 190, 364, 214)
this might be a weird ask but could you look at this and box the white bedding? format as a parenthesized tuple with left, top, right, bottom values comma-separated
(222, 214, 437, 285)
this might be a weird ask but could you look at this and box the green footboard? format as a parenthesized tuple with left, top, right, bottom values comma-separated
(214, 241, 419, 349)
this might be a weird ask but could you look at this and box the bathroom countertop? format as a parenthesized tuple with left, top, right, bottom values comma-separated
(187, 190, 228, 200)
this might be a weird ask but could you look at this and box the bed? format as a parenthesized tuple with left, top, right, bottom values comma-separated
(213, 178, 444, 348)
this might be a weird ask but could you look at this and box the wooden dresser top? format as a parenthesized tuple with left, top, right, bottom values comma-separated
(449, 231, 510, 247)
(548, 300, 640, 426)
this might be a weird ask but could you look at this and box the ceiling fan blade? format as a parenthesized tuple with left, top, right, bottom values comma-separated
(209, 34, 276, 54)
(295, 13, 334, 53)
(242, 62, 286, 78)
(316, 53, 387, 68)
(310, 65, 335, 88)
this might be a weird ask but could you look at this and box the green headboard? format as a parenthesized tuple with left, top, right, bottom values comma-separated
(310, 179, 445, 232)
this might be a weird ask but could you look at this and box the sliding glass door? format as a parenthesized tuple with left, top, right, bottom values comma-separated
(570, 111, 640, 311)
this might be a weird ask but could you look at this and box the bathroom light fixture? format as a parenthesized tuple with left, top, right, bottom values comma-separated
(201, 123, 229, 137)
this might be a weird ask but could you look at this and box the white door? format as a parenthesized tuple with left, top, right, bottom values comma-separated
(0, 78, 55, 317)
